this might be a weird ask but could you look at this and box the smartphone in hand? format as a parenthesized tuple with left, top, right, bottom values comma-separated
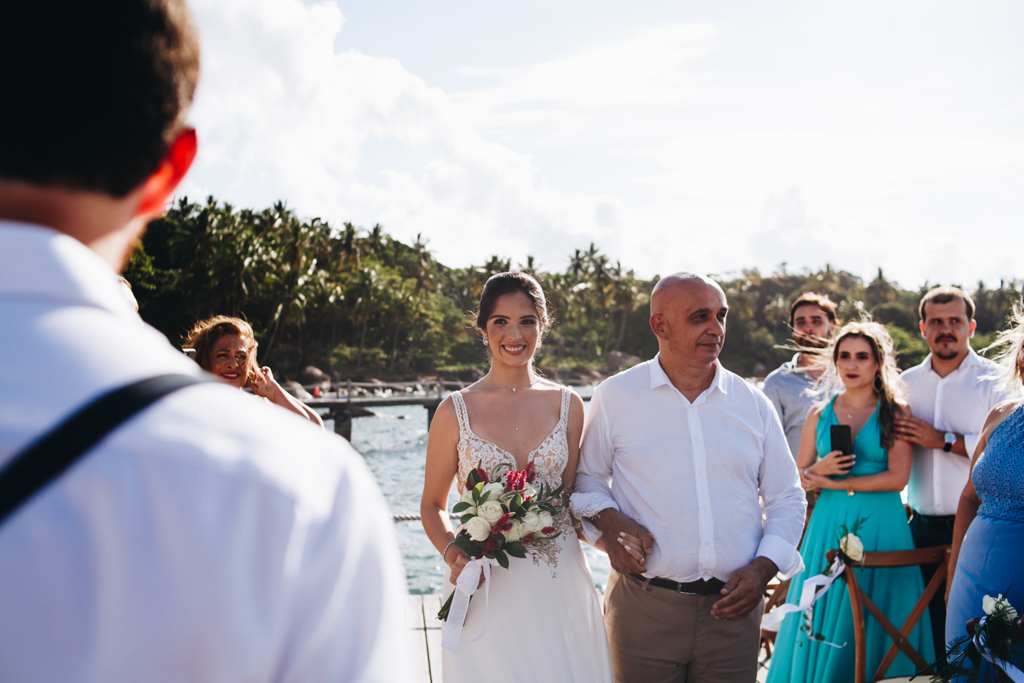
(830, 424, 853, 455)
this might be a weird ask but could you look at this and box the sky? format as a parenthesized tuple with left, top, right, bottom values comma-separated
(180, 0, 1024, 290)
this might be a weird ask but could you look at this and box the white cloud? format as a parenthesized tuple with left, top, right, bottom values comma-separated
(452, 25, 716, 132)
(180, 0, 620, 271)
(180, 0, 1023, 291)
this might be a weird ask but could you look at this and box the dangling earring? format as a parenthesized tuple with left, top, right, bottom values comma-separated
(873, 373, 883, 392)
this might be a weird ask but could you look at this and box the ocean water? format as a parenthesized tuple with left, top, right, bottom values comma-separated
(348, 401, 611, 595)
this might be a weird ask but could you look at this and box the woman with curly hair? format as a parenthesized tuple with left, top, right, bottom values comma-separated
(766, 320, 934, 683)
(185, 316, 323, 427)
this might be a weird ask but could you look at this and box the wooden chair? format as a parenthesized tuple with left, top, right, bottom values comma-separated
(759, 577, 791, 660)
(827, 545, 951, 683)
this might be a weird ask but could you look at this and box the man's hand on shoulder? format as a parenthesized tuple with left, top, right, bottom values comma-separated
(893, 415, 944, 449)
(711, 556, 778, 621)
(595, 508, 654, 575)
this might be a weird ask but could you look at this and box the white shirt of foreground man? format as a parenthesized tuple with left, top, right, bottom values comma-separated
(576, 355, 807, 583)
(0, 223, 412, 682)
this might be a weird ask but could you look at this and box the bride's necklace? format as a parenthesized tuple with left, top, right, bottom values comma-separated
(482, 378, 540, 431)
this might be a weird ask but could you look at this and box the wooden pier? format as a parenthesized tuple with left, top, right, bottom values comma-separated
(301, 379, 596, 440)
(303, 380, 448, 440)
(406, 590, 773, 682)
(306, 395, 444, 440)
(407, 593, 444, 682)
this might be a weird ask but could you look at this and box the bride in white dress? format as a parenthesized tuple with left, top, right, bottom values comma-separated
(420, 272, 617, 683)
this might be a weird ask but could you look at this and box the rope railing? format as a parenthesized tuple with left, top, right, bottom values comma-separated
(393, 513, 460, 522)
(292, 377, 602, 393)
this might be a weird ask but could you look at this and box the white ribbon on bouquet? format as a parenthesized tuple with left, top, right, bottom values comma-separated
(441, 557, 501, 654)
(974, 619, 1024, 682)
(761, 555, 847, 648)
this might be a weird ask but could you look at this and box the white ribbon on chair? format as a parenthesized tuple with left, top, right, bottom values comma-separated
(441, 557, 501, 654)
(974, 619, 1024, 683)
(761, 555, 847, 646)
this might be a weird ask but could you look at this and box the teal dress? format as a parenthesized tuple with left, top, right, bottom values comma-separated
(766, 397, 934, 683)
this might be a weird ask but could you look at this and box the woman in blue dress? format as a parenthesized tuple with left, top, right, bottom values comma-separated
(945, 304, 1024, 678)
(766, 321, 934, 683)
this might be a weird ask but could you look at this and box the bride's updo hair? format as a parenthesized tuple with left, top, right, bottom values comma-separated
(475, 271, 552, 336)
(817, 320, 906, 449)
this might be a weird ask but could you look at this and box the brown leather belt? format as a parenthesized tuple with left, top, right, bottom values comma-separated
(630, 574, 726, 595)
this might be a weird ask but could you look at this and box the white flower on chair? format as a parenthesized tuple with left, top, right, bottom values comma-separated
(983, 594, 1018, 620)
(839, 533, 864, 563)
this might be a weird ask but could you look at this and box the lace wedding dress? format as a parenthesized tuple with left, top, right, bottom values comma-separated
(442, 386, 613, 683)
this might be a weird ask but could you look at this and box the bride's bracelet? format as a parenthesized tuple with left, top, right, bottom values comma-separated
(442, 540, 457, 565)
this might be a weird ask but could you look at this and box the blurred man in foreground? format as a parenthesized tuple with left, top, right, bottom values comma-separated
(0, 2, 410, 681)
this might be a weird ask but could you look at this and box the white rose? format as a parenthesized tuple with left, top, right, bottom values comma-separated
(522, 484, 538, 500)
(482, 483, 505, 500)
(840, 533, 864, 563)
(521, 511, 542, 534)
(458, 490, 477, 516)
(465, 516, 491, 542)
(983, 594, 1018, 619)
(502, 519, 524, 543)
(983, 595, 997, 615)
(537, 511, 554, 533)
(477, 500, 505, 525)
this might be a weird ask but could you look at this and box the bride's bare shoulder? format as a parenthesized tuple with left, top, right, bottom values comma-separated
(430, 395, 460, 427)
(535, 378, 566, 392)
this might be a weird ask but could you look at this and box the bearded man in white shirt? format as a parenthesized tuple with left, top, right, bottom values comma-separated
(574, 273, 807, 683)
(895, 286, 1012, 656)
(0, 2, 410, 681)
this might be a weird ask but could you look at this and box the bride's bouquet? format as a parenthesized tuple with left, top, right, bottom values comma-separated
(437, 460, 564, 623)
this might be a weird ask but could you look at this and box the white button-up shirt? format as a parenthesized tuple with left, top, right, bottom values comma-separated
(0, 222, 411, 683)
(575, 355, 806, 583)
(903, 350, 1013, 516)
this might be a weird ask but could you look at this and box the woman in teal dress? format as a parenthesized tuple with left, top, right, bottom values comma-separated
(766, 321, 934, 683)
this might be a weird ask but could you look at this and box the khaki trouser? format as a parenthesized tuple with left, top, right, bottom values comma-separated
(604, 570, 764, 683)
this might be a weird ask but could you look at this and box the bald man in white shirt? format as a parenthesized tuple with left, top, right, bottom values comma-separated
(574, 274, 806, 683)
(0, 2, 410, 681)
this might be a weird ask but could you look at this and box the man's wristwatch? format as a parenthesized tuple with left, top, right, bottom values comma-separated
(943, 432, 956, 453)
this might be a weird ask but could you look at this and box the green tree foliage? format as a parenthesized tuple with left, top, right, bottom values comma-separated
(125, 197, 1022, 380)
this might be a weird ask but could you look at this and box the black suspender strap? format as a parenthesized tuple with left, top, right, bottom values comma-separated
(0, 374, 211, 528)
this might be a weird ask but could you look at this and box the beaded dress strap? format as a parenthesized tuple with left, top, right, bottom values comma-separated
(557, 386, 571, 433)
(449, 391, 471, 440)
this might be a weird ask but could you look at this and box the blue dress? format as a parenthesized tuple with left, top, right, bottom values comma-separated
(945, 403, 1024, 677)
(766, 398, 934, 683)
